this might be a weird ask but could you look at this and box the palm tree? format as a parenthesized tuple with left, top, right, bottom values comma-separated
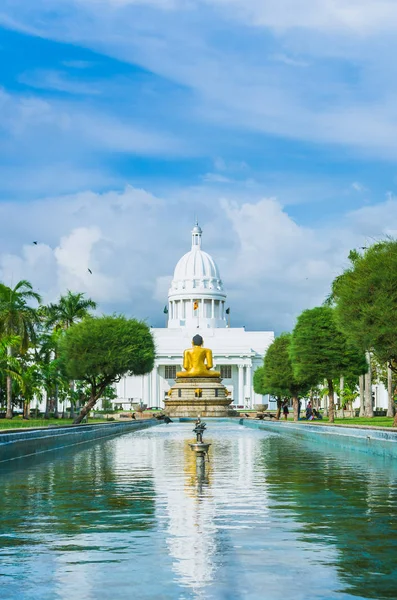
(44, 291, 97, 331)
(0, 280, 41, 418)
(43, 291, 96, 417)
(9, 361, 42, 419)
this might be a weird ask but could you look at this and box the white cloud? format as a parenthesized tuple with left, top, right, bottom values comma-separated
(204, 0, 397, 33)
(18, 70, 101, 95)
(0, 88, 184, 156)
(351, 182, 367, 193)
(201, 173, 231, 183)
(2, 1, 397, 160)
(1, 183, 396, 332)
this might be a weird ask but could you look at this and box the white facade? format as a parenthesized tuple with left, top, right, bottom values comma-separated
(116, 223, 274, 409)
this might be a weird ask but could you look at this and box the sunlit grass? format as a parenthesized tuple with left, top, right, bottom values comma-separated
(0, 418, 107, 429)
(314, 416, 395, 427)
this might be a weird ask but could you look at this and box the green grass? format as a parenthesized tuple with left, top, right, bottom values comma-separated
(0, 418, 106, 429)
(313, 416, 396, 427)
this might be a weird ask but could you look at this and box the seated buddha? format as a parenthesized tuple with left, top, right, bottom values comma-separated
(176, 334, 221, 378)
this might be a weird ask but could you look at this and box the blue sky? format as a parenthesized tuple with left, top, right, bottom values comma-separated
(1, 1, 397, 332)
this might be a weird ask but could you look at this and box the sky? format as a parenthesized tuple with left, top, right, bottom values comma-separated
(1, 0, 397, 333)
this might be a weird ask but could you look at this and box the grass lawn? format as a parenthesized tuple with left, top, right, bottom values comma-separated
(313, 416, 396, 427)
(0, 418, 106, 429)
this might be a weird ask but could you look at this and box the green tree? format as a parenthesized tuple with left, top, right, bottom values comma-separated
(331, 242, 397, 421)
(253, 366, 265, 394)
(42, 291, 97, 418)
(0, 280, 41, 418)
(58, 315, 155, 424)
(9, 361, 42, 419)
(331, 242, 397, 364)
(290, 306, 367, 423)
(44, 291, 97, 331)
(262, 334, 311, 421)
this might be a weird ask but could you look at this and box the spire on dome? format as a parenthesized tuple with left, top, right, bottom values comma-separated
(191, 220, 202, 249)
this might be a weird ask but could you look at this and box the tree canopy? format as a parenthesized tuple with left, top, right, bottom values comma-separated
(58, 315, 155, 423)
(43, 290, 97, 331)
(332, 240, 397, 370)
(290, 306, 367, 422)
(0, 280, 42, 418)
(261, 333, 311, 421)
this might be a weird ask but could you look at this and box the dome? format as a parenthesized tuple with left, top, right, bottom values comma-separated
(172, 249, 222, 289)
(170, 224, 224, 293)
(167, 223, 227, 329)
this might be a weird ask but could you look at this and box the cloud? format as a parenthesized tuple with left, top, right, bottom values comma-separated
(201, 173, 231, 183)
(3, 0, 397, 161)
(0, 87, 188, 198)
(1, 183, 396, 333)
(204, 0, 397, 33)
(19, 70, 101, 95)
(0, 88, 184, 155)
(351, 182, 367, 193)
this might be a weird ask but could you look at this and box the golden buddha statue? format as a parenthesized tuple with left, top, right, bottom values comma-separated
(177, 335, 221, 378)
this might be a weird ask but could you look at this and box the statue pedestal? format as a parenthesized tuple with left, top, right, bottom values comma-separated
(164, 377, 233, 418)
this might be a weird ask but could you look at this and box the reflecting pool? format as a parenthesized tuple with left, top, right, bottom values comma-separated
(1, 422, 397, 599)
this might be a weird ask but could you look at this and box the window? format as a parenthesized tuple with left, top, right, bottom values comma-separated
(220, 365, 232, 379)
(178, 389, 182, 398)
(165, 365, 177, 379)
(215, 388, 219, 397)
(214, 300, 220, 318)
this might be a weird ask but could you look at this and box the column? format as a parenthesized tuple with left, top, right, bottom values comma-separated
(151, 365, 158, 408)
(245, 363, 252, 408)
(211, 299, 215, 319)
(143, 372, 151, 408)
(238, 364, 245, 407)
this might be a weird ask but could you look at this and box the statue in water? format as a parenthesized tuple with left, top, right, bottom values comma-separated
(176, 334, 221, 378)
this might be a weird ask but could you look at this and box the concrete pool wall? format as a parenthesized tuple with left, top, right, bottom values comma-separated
(241, 419, 397, 459)
(0, 420, 161, 463)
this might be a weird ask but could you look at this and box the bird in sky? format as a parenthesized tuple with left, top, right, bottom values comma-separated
(33, 241, 38, 245)
(88, 268, 92, 274)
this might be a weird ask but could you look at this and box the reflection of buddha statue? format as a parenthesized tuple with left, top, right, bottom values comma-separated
(177, 335, 220, 378)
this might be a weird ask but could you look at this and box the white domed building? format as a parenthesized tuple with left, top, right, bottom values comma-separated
(115, 224, 274, 409)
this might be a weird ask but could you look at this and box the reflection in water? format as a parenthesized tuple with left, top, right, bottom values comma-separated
(0, 423, 397, 599)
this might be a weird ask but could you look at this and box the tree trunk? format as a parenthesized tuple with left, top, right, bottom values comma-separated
(44, 390, 51, 419)
(54, 381, 59, 419)
(23, 400, 30, 420)
(69, 381, 75, 418)
(327, 378, 335, 423)
(339, 376, 344, 412)
(275, 397, 282, 420)
(359, 375, 365, 416)
(6, 346, 13, 419)
(387, 364, 395, 418)
(364, 351, 374, 417)
(323, 380, 328, 416)
(292, 396, 299, 422)
(73, 392, 100, 425)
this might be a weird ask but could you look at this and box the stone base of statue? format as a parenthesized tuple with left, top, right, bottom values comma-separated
(164, 377, 233, 418)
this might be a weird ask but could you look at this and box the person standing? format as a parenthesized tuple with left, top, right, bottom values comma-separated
(282, 401, 289, 421)
(306, 401, 313, 420)
(298, 399, 302, 420)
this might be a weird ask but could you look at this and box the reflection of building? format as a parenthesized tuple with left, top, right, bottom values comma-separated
(116, 224, 274, 409)
(151, 424, 270, 594)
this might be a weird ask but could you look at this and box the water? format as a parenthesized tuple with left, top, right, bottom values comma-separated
(1, 422, 397, 600)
